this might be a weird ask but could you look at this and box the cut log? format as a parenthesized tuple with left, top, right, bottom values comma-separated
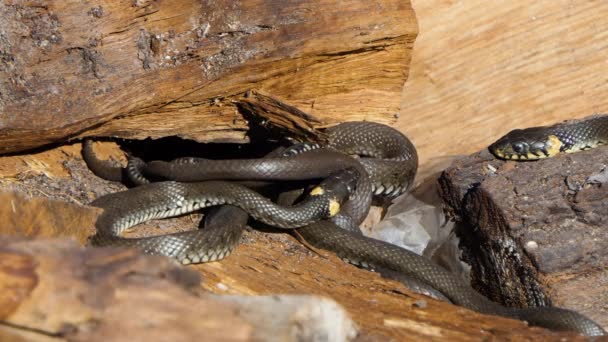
(438, 146, 608, 330)
(0, 235, 360, 342)
(0, 142, 590, 341)
(396, 1, 608, 180)
(0, 0, 417, 154)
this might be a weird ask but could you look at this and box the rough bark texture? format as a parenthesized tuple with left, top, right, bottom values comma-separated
(236, 90, 328, 144)
(0, 0, 417, 154)
(438, 146, 608, 330)
(0, 141, 590, 341)
(2, 0, 607, 339)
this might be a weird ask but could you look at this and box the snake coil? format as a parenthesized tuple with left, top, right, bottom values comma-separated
(84, 121, 605, 336)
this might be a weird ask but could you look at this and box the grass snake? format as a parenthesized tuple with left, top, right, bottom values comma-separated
(84, 121, 605, 336)
(489, 114, 608, 160)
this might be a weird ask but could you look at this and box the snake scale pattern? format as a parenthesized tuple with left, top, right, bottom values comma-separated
(84, 120, 606, 336)
(490, 114, 608, 160)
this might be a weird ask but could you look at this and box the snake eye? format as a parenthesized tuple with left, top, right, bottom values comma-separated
(512, 143, 526, 153)
(531, 142, 545, 151)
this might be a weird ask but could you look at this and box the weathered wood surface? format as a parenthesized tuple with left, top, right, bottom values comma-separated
(235, 90, 327, 144)
(0, 236, 252, 341)
(397, 1, 608, 181)
(0, 141, 589, 341)
(438, 146, 608, 330)
(0, 0, 417, 154)
(2, 1, 608, 338)
(0, 235, 363, 342)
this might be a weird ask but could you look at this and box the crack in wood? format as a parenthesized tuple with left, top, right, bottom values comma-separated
(0, 321, 63, 339)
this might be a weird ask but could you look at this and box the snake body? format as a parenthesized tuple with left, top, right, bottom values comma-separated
(84, 121, 605, 336)
(489, 114, 608, 160)
(141, 122, 418, 197)
(90, 167, 358, 262)
(297, 222, 605, 336)
(140, 148, 373, 230)
(92, 170, 358, 231)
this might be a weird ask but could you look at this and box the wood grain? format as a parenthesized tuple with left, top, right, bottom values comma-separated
(0, 0, 417, 153)
(0, 145, 589, 341)
(398, 1, 608, 181)
(438, 145, 608, 330)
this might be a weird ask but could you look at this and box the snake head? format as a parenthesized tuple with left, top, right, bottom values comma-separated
(489, 127, 563, 160)
(310, 167, 359, 216)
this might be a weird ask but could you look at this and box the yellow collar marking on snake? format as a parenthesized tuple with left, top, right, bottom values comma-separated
(328, 198, 340, 216)
(310, 186, 324, 196)
(544, 134, 562, 157)
(310, 186, 340, 216)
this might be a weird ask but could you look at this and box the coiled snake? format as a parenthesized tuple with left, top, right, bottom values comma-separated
(84, 121, 605, 336)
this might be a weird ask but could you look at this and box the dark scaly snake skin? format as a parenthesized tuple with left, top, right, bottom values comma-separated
(82, 140, 125, 182)
(83, 121, 605, 336)
(140, 148, 374, 230)
(296, 222, 605, 336)
(93, 204, 248, 263)
(92, 171, 356, 231)
(490, 114, 608, 160)
(90, 168, 358, 262)
(325, 121, 418, 196)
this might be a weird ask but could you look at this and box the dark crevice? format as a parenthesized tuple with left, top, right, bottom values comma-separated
(215, 24, 276, 37)
(363, 34, 408, 45)
(106, 27, 131, 36)
(117, 136, 281, 163)
(459, 187, 550, 308)
(317, 45, 387, 58)
(0, 320, 63, 339)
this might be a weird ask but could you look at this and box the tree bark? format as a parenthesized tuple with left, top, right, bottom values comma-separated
(0, 143, 590, 341)
(438, 146, 608, 330)
(0, 0, 417, 154)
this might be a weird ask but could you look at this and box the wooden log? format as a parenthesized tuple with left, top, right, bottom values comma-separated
(235, 90, 327, 144)
(0, 235, 360, 342)
(396, 1, 608, 181)
(438, 146, 608, 330)
(0, 0, 417, 154)
(0, 142, 590, 341)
